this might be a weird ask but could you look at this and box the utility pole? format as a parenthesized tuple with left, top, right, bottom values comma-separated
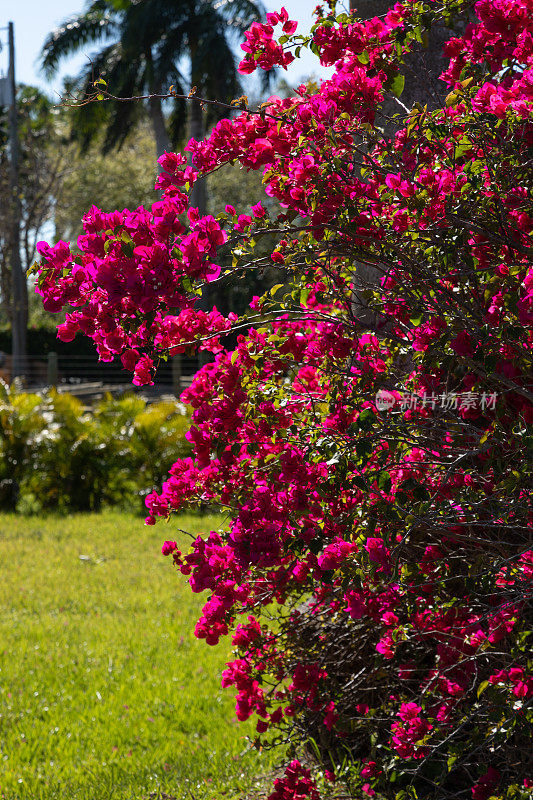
(7, 22, 26, 380)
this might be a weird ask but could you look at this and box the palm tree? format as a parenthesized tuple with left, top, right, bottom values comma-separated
(42, 0, 267, 384)
(40, 0, 265, 166)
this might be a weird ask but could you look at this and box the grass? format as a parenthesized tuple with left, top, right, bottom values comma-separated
(0, 512, 277, 800)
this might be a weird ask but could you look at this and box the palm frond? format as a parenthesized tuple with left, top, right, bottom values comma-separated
(167, 81, 189, 148)
(152, 24, 187, 84)
(69, 96, 109, 153)
(40, 1, 119, 77)
(66, 43, 120, 151)
(192, 30, 242, 114)
(211, 0, 265, 34)
(122, 0, 189, 55)
(102, 98, 145, 153)
(100, 56, 147, 152)
(39, 0, 268, 159)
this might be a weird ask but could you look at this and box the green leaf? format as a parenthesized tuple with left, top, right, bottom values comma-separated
(446, 90, 459, 106)
(389, 73, 405, 98)
(378, 471, 392, 493)
(299, 288, 310, 305)
(269, 283, 284, 297)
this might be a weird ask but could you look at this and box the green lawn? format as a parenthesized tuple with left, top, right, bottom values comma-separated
(0, 512, 276, 800)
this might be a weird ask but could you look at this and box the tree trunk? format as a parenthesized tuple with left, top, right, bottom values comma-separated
(148, 93, 172, 169)
(188, 98, 206, 215)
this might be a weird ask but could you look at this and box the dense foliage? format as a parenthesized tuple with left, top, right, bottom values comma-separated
(0, 386, 191, 513)
(0, 85, 65, 328)
(36, 0, 532, 797)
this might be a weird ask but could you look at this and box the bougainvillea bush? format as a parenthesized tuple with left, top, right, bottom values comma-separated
(36, 0, 533, 797)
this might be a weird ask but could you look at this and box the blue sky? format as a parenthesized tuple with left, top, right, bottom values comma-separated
(0, 0, 334, 101)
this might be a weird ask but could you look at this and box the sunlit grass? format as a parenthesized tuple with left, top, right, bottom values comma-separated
(0, 512, 276, 800)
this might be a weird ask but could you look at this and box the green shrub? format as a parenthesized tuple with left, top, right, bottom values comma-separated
(27, 391, 118, 512)
(0, 383, 191, 514)
(127, 400, 191, 511)
(0, 381, 44, 511)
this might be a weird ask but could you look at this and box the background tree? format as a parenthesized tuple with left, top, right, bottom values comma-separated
(24, 120, 158, 332)
(0, 85, 65, 336)
(41, 0, 269, 380)
(53, 120, 158, 243)
(40, 0, 266, 177)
